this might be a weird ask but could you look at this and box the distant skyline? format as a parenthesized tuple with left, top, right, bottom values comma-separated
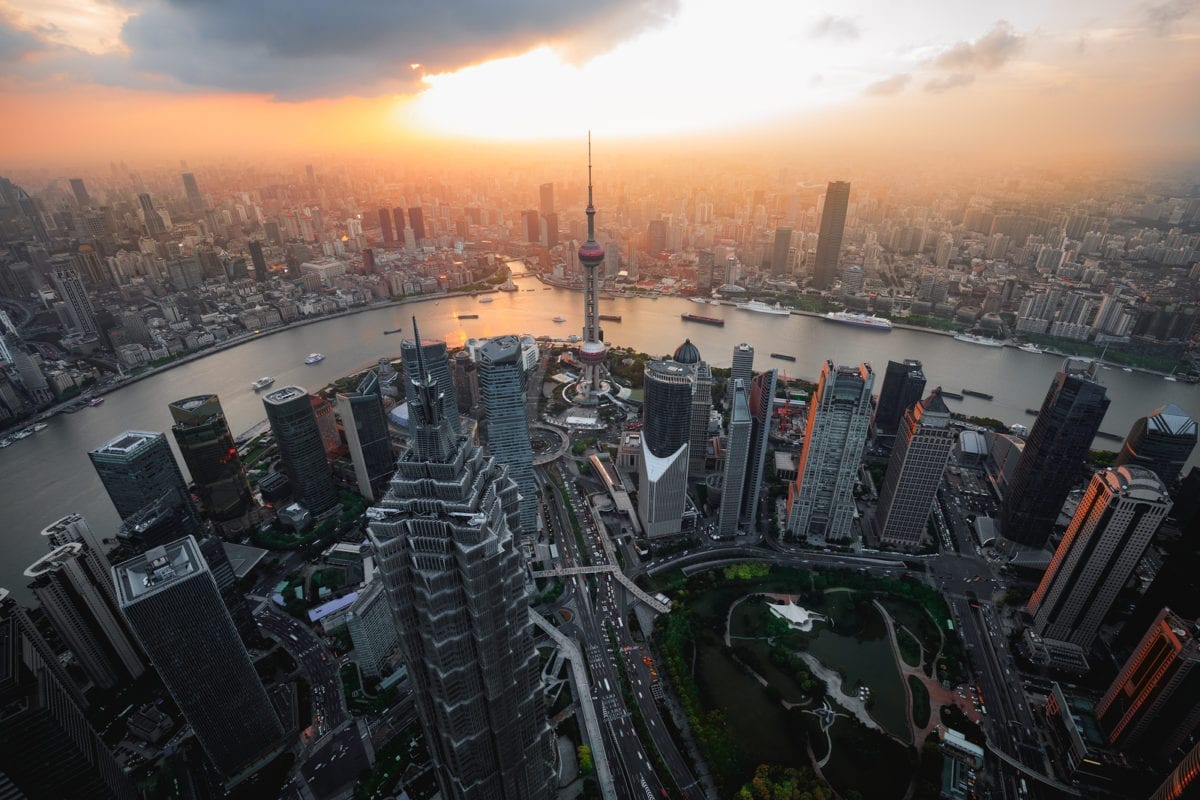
(1, 0, 1198, 167)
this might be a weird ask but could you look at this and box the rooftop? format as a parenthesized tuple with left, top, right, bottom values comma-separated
(113, 536, 206, 605)
(263, 385, 307, 404)
(90, 430, 160, 457)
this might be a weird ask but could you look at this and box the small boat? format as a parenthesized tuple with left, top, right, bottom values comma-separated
(1025, 408, 1040, 416)
(1122, 367, 1133, 373)
(458, 314, 479, 320)
(552, 316, 566, 323)
(11, 429, 32, 440)
(479, 296, 494, 303)
(770, 353, 796, 362)
(252, 376, 276, 391)
(1164, 375, 1178, 382)
(31, 423, 48, 432)
(383, 328, 403, 335)
(1018, 343, 1045, 354)
(304, 353, 325, 364)
(87, 397, 104, 407)
(961, 389, 994, 400)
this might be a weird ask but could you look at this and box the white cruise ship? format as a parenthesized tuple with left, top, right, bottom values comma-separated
(822, 311, 893, 331)
(1017, 343, 1045, 354)
(251, 376, 275, 391)
(954, 333, 1008, 348)
(736, 300, 791, 316)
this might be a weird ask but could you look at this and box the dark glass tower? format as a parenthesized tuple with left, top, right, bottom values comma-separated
(368, 322, 554, 800)
(477, 335, 538, 537)
(0, 589, 138, 800)
(742, 368, 778, 526)
(812, 180, 850, 289)
(248, 240, 268, 282)
(874, 359, 926, 439)
(114, 537, 285, 783)
(639, 355, 696, 537)
(181, 172, 203, 213)
(337, 371, 394, 502)
(718, 379, 752, 536)
(400, 337, 460, 435)
(262, 385, 339, 516)
(1114, 403, 1197, 489)
(408, 206, 425, 242)
(169, 394, 254, 521)
(377, 208, 394, 243)
(1002, 359, 1110, 547)
(89, 430, 194, 520)
(392, 207, 406, 244)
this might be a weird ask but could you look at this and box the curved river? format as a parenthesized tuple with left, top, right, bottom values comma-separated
(2, 284, 1196, 600)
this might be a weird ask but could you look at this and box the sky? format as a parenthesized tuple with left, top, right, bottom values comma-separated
(0, 0, 1198, 169)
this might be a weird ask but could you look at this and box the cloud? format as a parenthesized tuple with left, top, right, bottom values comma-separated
(1143, 0, 1198, 35)
(112, 0, 680, 100)
(931, 21, 1024, 71)
(810, 15, 860, 41)
(925, 73, 976, 93)
(0, 12, 46, 62)
(863, 73, 910, 97)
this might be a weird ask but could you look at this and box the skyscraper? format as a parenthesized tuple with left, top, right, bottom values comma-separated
(14, 185, 49, 244)
(1028, 466, 1172, 650)
(1003, 359, 1110, 547)
(408, 206, 425, 242)
(0, 590, 138, 800)
(262, 386, 339, 516)
(391, 207, 405, 244)
(137, 192, 165, 236)
(181, 172, 203, 212)
(874, 359, 926, 439)
(771, 227, 793, 276)
(812, 181, 850, 289)
(875, 390, 956, 549)
(50, 265, 98, 337)
(25, 523, 145, 689)
(344, 581, 399, 679)
(400, 336, 460, 436)
(378, 207, 394, 243)
(368, 332, 554, 800)
(114, 537, 285, 783)
(539, 182, 554, 215)
(1149, 736, 1200, 800)
(522, 209, 540, 243)
(1114, 403, 1197, 489)
(577, 137, 608, 404)
(69, 177, 91, 207)
(89, 430, 193, 520)
(718, 379, 752, 537)
(1096, 607, 1200, 757)
(638, 351, 695, 537)
(743, 368, 778, 526)
(337, 370, 394, 502)
(697, 249, 715, 294)
(248, 239, 268, 281)
(477, 335, 538, 538)
(728, 342, 754, 409)
(688, 360, 712, 477)
(786, 361, 874, 543)
(169, 394, 254, 521)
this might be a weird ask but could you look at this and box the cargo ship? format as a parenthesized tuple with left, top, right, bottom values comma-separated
(599, 314, 622, 322)
(458, 313, 479, 319)
(822, 311, 893, 331)
(383, 328, 403, 334)
(770, 353, 796, 361)
(681, 313, 725, 327)
(939, 390, 965, 401)
(961, 389, 994, 400)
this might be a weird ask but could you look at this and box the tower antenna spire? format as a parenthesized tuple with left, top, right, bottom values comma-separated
(585, 131, 596, 241)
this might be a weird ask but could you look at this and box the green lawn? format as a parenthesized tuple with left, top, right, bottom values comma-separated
(897, 627, 922, 669)
(908, 675, 931, 728)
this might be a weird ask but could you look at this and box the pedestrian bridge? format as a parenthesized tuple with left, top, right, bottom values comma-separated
(531, 565, 670, 614)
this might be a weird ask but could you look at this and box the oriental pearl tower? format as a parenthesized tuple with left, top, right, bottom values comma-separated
(576, 134, 607, 405)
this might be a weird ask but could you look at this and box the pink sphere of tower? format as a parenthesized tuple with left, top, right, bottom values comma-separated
(579, 340, 608, 364)
(578, 240, 605, 266)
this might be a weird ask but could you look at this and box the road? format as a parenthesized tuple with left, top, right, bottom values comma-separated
(254, 603, 347, 740)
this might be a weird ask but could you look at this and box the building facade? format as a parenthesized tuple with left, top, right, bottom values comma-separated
(169, 394, 254, 521)
(874, 359, 926, 439)
(1028, 466, 1172, 650)
(89, 430, 193, 520)
(787, 361, 874, 543)
(638, 355, 695, 537)
(477, 335, 538, 538)
(718, 379, 752, 537)
(262, 385, 339, 516)
(812, 181, 851, 289)
(1114, 403, 1197, 489)
(743, 368, 778, 526)
(344, 581, 399, 679)
(400, 336, 460, 436)
(875, 391, 956, 549)
(337, 370, 394, 502)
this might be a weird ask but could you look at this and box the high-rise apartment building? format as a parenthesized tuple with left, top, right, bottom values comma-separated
(344, 581, 399, 679)
(1003, 359, 1110, 548)
(1149, 736, 1200, 800)
(1114, 403, 1197, 489)
(522, 209, 540, 243)
(89, 430, 193, 520)
(786, 361, 874, 543)
(875, 391, 956, 549)
(367, 342, 554, 800)
(743, 369, 778, 526)
(337, 370, 394, 502)
(0, 590, 138, 800)
(812, 181, 850, 289)
(1097, 607, 1200, 757)
(169, 394, 254, 521)
(400, 336, 460, 436)
(391, 207, 405, 244)
(697, 250, 715, 294)
(248, 239, 268, 282)
(181, 172, 203, 212)
(1028, 466, 1172, 650)
(50, 266, 98, 337)
(25, 534, 144, 689)
(639, 350, 696, 537)
(378, 208, 394, 243)
(477, 335, 538, 538)
(408, 206, 425, 242)
(771, 227, 793, 276)
(539, 182, 554, 215)
(688, 359, 712, 478)
(114, 537, 285, 783)
(718, 380, 752, 537)
(874, 359, 926, 439)
(262, 386, 339, 516)
(69, 177, 91, 207)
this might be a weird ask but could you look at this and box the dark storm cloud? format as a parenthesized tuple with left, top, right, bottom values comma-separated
(118, 0, 680, 99)
(924, 73, 976, 93)
(931, 21, 1024, 71)
(863, 73, 910, 97)
(811, 15, 861, 40)
(1143, 0, 1198, 35)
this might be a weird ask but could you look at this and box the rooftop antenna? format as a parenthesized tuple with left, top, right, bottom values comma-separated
(585, 131, 596, 241)
(411, 315, 427, 380)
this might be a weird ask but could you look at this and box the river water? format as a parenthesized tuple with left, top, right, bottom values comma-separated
(2, 282, 1196, 600)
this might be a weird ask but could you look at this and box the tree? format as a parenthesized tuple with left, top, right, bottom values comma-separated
(577, 745, 594, 774)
